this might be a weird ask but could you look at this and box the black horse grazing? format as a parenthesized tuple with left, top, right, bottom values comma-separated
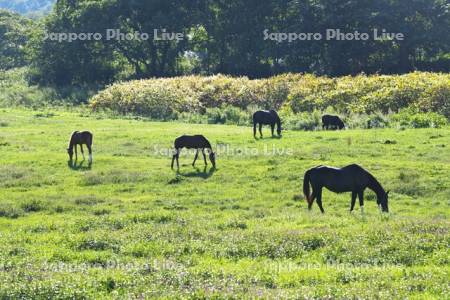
(303, 164, 389, 214)
(171, 135, 216, 169)
(253, 110, 282, 138)
(322, 114, 345, 130)
(67, 131, 93, 163)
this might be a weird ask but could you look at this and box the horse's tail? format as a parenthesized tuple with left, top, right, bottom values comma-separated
(252, 111, 258, 124)
(303, 169, 312, 203)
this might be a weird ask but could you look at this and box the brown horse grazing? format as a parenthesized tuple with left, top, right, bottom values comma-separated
(322, 114, 345, 130)
(253, 110, 282, 138)
(67, 131, 93, 163)
(303, 164, 389, 214)
(171, 135, 216, 169)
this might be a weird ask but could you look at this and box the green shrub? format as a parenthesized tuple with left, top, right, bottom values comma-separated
(281, 110, 322, 131)
(206, 105, 250, 125)
(90, 72, 450, 120)
(391, 110, 448, 128)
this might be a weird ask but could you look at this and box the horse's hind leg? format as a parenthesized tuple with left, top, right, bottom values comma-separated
(259, 123, 263, 138)
(192, 149, 199, 167)
(171, 154, 176, 169)
(171, 149, 179, 169)
(253, 123, 257, 138)
(308, 189, 318, 211)
(350, 191, 357, 212)
(316, 188, 325, 213)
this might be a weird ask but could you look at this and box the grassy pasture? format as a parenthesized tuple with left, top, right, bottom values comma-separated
(0, 108, 448, 299)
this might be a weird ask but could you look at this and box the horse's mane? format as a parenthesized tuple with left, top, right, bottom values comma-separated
(367, 171, 385, 196)
(68, 131, 79, 148)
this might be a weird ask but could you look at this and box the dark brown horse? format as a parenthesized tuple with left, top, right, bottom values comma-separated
(67, 131, 93, 163)
(322, 115, 345, 130)
(171, 135, 216, 169)
(303, 164, 389, 214)
(253, 110, 282, 138)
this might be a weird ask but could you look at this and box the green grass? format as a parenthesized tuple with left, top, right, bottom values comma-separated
(0, 108, 448, 299)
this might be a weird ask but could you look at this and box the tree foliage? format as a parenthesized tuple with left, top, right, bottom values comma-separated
(0, 10, 32, 70)
(0, 0, 54, 15)
(2, 0, 449, 85)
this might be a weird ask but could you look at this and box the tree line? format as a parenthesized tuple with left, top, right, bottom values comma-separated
(1, 0, 449, 87)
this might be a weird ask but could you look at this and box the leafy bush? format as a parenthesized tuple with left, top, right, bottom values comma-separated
(391, 110, 448, 128)
(91, 72, 450, 120)
(206, 105, 250, 125)
(280, 110, 322, 131)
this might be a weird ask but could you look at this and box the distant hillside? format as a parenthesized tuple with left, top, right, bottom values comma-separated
(0, 0, 54, 15)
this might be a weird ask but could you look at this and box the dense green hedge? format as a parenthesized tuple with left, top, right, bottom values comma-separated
(90, 72, 450, 121)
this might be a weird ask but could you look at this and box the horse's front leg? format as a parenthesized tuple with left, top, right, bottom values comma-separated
(74, 145, 78, 161)
(192, 149, 199, 167)
(80, 144, 85, 160)
(87, 144, 93, 163)
(350, 191, 357, 212)
(358, 190, 365, 215)
(271, 124, 275, 137)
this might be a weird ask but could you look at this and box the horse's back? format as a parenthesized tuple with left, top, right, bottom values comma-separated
(70, 130, 92, 144)
(322, 114, 336, 122)
(308, 164, 369, 192)
(322, 114, 344, 128)
(318, 164, 366, 176)
(79, 131, 93, 142)
(253, 110, 279, 124)
(175, 135, 210, 149)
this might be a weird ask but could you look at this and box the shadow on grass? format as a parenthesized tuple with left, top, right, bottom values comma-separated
(68, 160, 92, 171)
(177, 166, 216, 179)
(254, 135, 283, 141)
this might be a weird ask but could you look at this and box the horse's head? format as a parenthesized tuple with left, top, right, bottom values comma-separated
(377, 191, 389, 213)
(67, 148, 74, 161)
(209, 151, 216, 168)
(277, 121, 282, 137)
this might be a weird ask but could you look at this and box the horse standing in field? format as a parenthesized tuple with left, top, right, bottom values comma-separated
(253, 110, 282, 138)
(303, 164, 389, 214)
(67, 131, 93, 163)
(322, 114, 345, 130)
(171, 135, 216, 169)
